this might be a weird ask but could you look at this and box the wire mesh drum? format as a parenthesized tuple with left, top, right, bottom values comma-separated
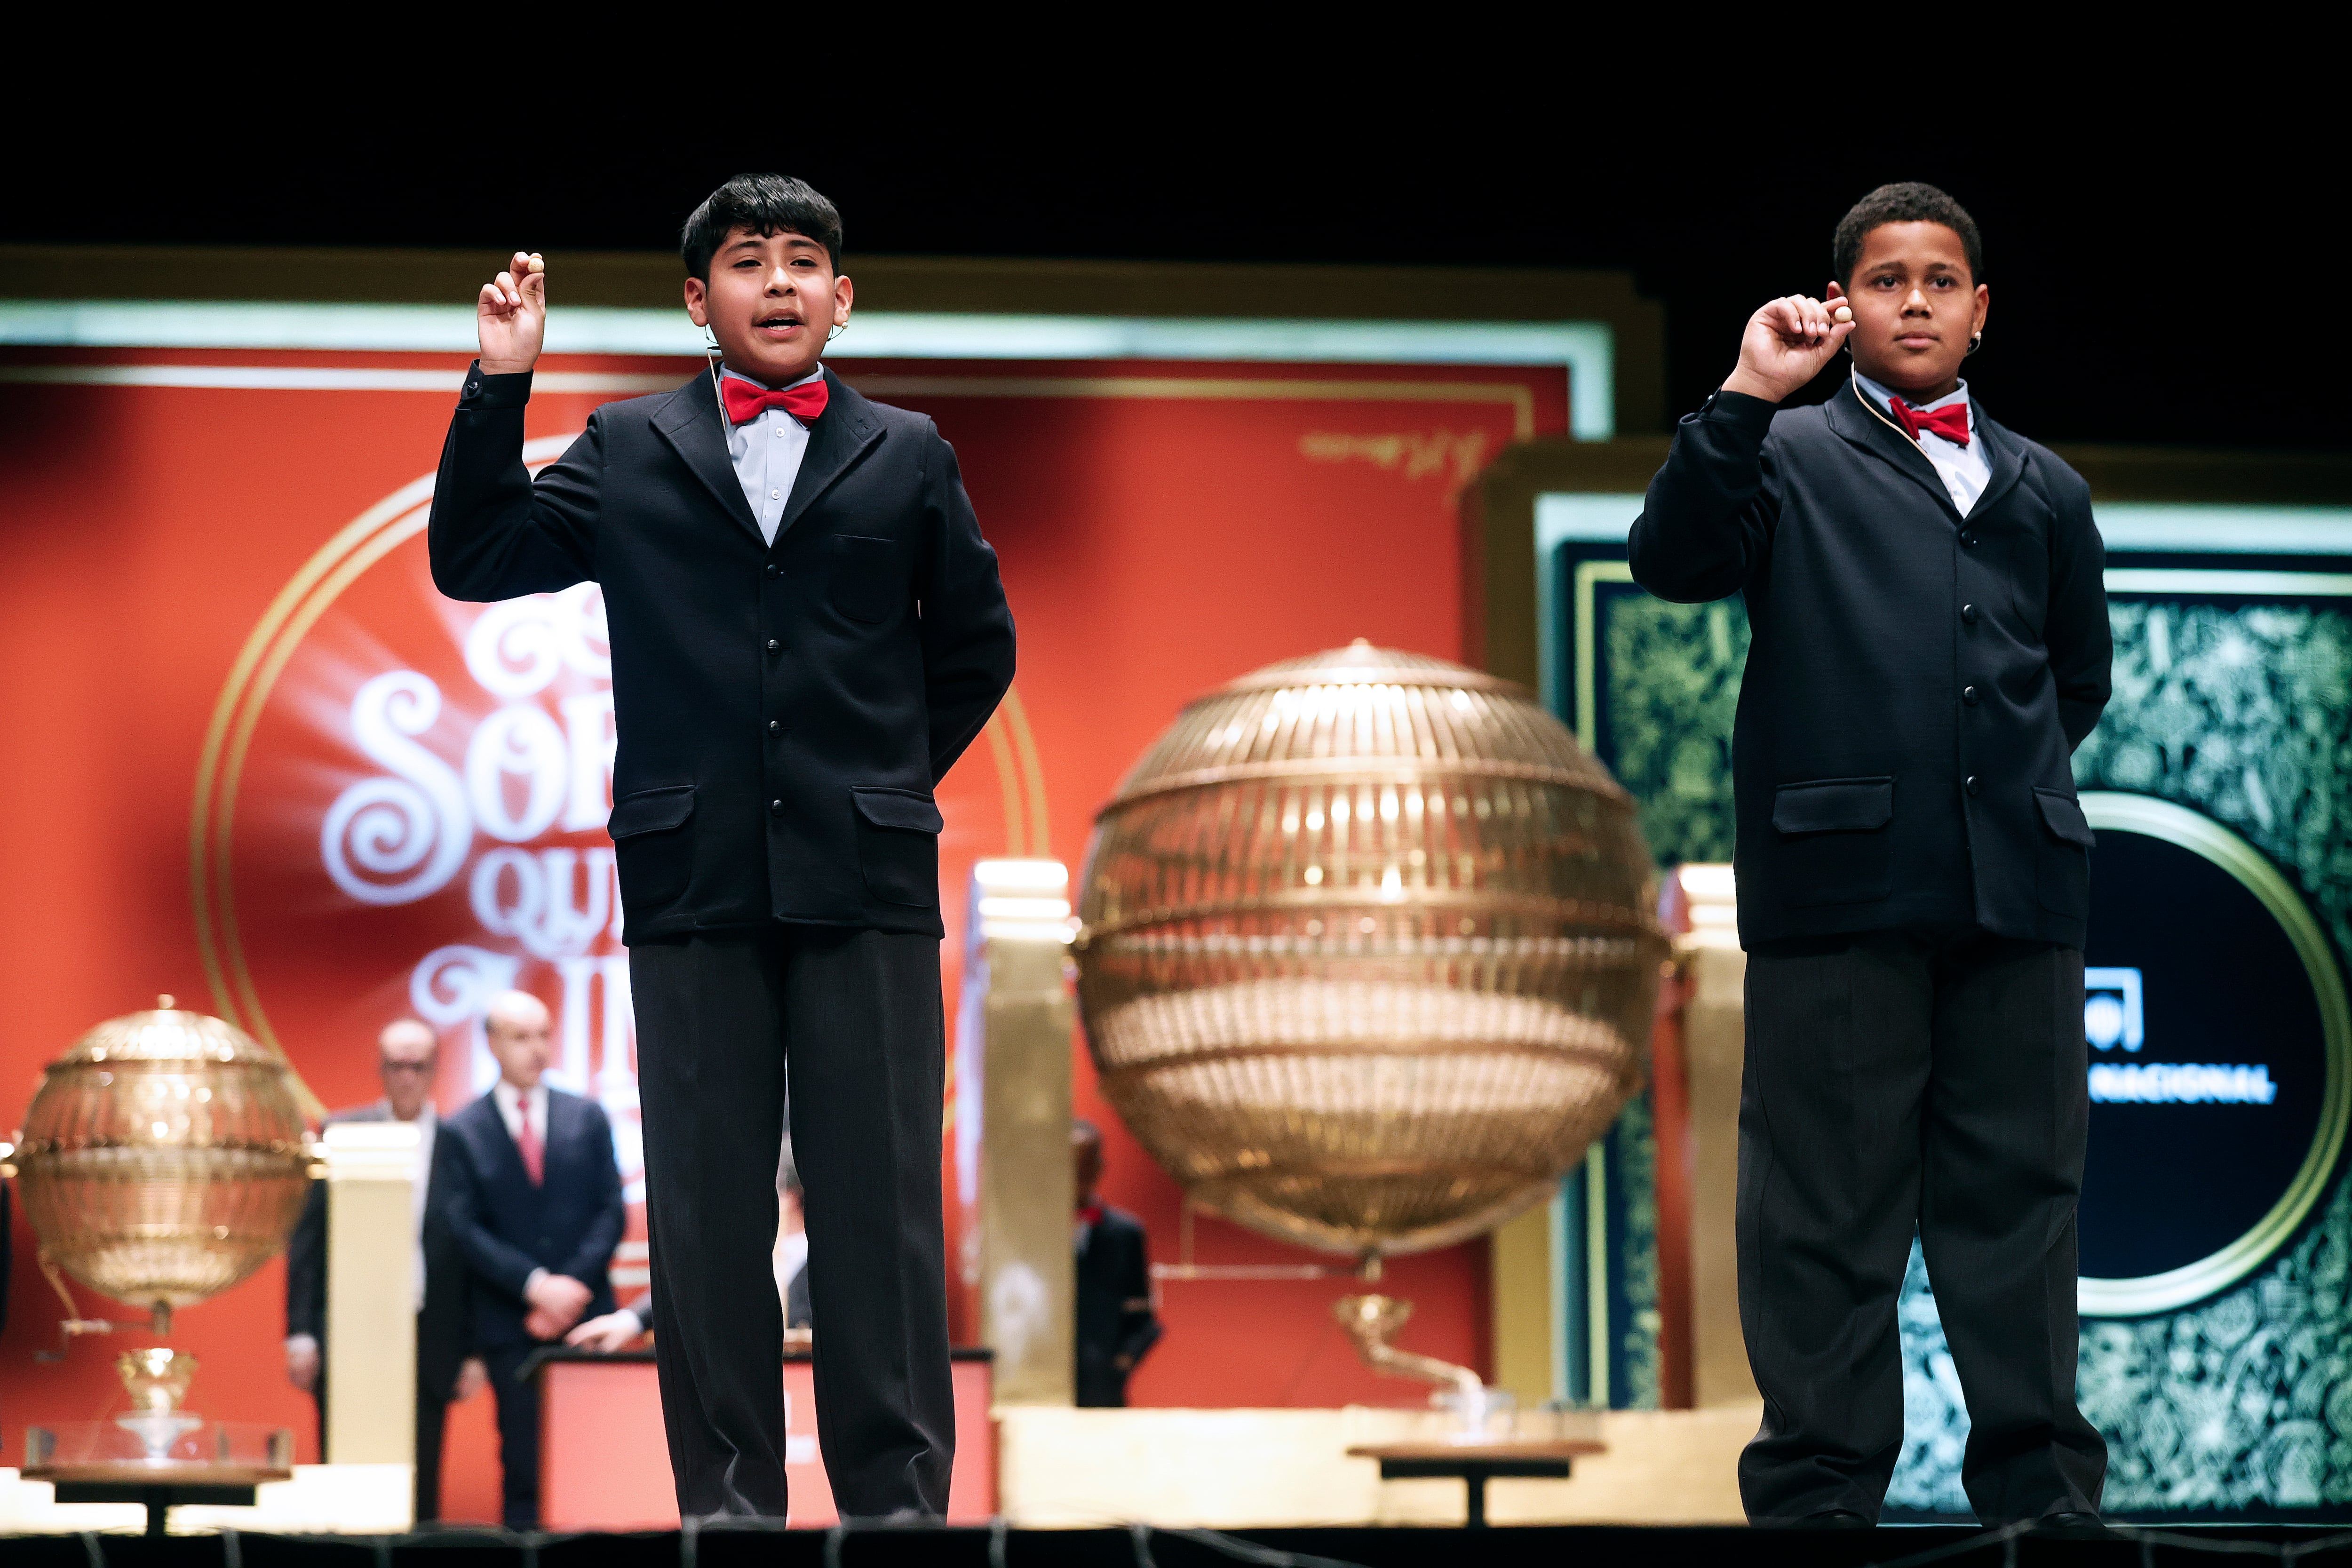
(9, 999, 312, 1317)
(1073, 642, 1665, 1256)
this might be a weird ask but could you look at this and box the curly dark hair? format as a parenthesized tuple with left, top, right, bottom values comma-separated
(1833, 182, 1982, 285)
(681, 173, 842, 281)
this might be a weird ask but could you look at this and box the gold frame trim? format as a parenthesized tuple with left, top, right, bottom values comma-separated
(2074, 791, 2352, 1317)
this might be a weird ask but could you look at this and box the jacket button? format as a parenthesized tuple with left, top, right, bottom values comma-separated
(1963, 685, 1979, 706)
(1965, 775, 1982, 797)
(1960, 532, 1979, 548)
(464, 380, 481, 397)
(766, 638, 780, 653)
(1961, 603, 1979, 625)
(770, 799, 785, 815)
(768, 720, 782, 735)
(764, 564, 779, 579)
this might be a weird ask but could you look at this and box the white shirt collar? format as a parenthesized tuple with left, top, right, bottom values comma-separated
(1854, 369, 1973, 431)
(720, 364, 826, 393)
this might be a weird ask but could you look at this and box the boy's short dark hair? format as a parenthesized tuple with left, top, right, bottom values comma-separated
(1833, 182, 1983, 285)
(682, 174, 843, 280)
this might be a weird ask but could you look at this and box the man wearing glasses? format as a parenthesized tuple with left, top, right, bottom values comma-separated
(284, 1018, 480, 1524)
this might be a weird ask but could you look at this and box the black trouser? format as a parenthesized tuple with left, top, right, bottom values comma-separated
(485, 1340, 543, 1528)
(631, 925, 953, 1521)
(414, 1368, 449, 1526)
(313, 1320, 454, 1525)
(1737, 928, 2107, 1524)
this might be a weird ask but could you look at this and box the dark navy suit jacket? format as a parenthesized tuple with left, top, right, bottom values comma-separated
(429, 364, 1016, 944)
(1630, 382, 2112, 948)
(440, 1087, 625, 1351)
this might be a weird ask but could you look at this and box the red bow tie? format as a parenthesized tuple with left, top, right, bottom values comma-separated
(1889, 398, 1971, 447)
(722, 374, 828, 427)
(1077, 1202, 1104, 1228)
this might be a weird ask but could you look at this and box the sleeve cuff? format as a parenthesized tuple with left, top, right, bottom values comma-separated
(460, 360, 533, 410)
(1698, 387, 1780, 436)
(524, 1266, 548, 1297)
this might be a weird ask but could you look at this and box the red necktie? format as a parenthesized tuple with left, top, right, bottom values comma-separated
(516, 1105, 544, 1186)
(1890, 398, 1971, 447)
(721, 374, 828, 427)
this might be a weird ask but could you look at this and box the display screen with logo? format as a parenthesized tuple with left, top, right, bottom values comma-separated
(2075, 794, 2350, 1314)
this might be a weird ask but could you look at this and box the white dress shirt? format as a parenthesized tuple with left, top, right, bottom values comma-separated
(408, 1104, 437, 1313)
(721, 366, 825, 547)
(284, 1100, 437, 1353)
(493, 1079, 552, 1294)
(1853, 371, 1991, 517)
(492, 1078, 548, 1153)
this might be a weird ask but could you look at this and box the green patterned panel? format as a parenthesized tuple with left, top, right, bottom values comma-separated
(1585, 564, 2352, 1516)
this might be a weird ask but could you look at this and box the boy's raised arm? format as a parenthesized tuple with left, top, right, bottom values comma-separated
(1629, 293, 1851, 605)
(429, 251, 602, 602)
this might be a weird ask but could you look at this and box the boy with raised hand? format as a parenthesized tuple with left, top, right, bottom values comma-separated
(1629, 183, 2111, 1529)
(432, 174, 1015, 1523)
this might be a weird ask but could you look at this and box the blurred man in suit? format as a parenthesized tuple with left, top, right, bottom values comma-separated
(283, 1018, 480, 1523)
(570, 1141, 810, 1349)
(441, 991, 626, 1527)
(1072, 1120, 1160, 1407)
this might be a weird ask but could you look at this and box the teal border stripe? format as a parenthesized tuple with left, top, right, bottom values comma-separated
(0, 302, 1618, 441)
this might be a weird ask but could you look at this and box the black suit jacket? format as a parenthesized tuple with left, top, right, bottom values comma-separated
(1629, 382, 2111, 948)
(1074, 1207, 1161, 1407)
(429, 363, 1016, 943)
(441, 1089, 626, 1351)
(283, 1104, 474, 1401)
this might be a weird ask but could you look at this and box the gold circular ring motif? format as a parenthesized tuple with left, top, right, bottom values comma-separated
(2075, 791, 2352, 1317)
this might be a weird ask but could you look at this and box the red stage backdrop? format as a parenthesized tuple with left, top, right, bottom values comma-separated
(0, 342, 1566, 1519)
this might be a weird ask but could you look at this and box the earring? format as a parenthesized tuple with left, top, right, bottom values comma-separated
(1967, 331, 1983, 356)
(827, 322, 847, 342)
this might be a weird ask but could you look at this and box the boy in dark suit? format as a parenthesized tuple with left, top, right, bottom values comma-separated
(1070, 1121, 1160, 1407)
(439, 991, 626, 1528)
(431, 174, 1015, 1522)
(1630, 183, 2111, 1528)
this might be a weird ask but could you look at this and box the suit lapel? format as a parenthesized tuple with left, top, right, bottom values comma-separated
(1827, 379, 1965, 525)
(652, 376, 766, 547)
(541, 1089, 572, 1185)
(471, 1093, 536, 1192)
(774, 369, 884, 546)
(1969, 406, 2027, 519)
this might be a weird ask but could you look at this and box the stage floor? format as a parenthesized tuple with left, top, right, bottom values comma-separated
(5, 1523, 2352, 1567)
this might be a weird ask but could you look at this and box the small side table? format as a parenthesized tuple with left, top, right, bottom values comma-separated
(1346, 1440, 1605, 1528)
(32, 1463, 288, 1538)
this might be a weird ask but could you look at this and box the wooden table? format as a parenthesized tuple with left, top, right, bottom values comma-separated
(24, 1462, 291, 1538)
(1345, 1440, 1605, 1528)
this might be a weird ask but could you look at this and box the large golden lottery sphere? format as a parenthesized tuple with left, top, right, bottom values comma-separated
(8, 998, 312, 1323)
(1074, 643, 1665, 1256)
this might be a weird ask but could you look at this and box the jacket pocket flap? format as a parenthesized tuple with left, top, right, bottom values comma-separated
(1772, 777, 1895, 835)
(2034, 787, 2095, 848)
(854, 787, 944, 834)
(608, 785, 695, 839)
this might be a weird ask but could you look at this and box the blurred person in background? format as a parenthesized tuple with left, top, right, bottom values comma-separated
(284, 1017, 479, 1524)
(441, 991, 625, 1527)
(1072, 1120, 1159, 1407)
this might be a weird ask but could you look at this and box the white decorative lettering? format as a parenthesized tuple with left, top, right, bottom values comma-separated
(561, 690, 618, 831)
(466, 703, 569, 842)
(321, 671, 474, 906)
